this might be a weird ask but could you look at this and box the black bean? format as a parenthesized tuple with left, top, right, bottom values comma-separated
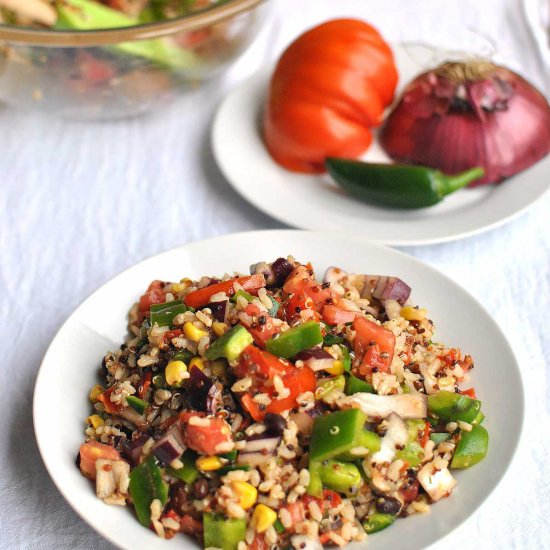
(376, 495, 402, 515)
(264, 413, 286, 436)
(193, 478, 210, 500)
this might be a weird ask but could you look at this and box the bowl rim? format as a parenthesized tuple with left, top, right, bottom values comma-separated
(0, 0, 264, 46)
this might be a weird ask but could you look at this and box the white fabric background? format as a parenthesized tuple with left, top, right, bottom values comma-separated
(1, 0, 549, 548)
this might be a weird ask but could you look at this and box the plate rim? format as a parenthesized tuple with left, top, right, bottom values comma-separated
(33, 228, 526, 549)
(211, 64, 550, 247)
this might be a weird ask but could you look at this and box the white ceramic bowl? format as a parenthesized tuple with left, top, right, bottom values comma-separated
(34, 230, 524, 549)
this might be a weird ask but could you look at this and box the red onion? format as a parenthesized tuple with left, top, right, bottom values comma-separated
(380, 61, 550, 185)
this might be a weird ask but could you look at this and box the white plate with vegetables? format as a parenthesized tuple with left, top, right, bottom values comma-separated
(34, 230, 523, 550)
(212, 22, 550, 246)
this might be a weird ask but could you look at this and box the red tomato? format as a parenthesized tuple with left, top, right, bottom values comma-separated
(461, 387, 477, 399)
(321, 305, 359, 325)
(400, 478, 420, 504)
(283, 266, 334, 310)
(139, 280, 166, 313)
(279, 501, 306, 529)
(180, 413, 233, 456)
(240, 303, 280, 348)
(237, 346, 316, 421)
(420, 421, 431, 448)
(249, 534, 268, 550)
(79, 441, 121, 480)
(160, 329, 183, 350)
(303, 489, 343, 512)
(353, 316, 395, 379)
(263, 19, 397, 173)
(97, 386, 121, 414)
(440, 348, 460, 367)
(137, 372, 152, 399)
(284, 292, 320, 324)
(184, 274, 266, 309)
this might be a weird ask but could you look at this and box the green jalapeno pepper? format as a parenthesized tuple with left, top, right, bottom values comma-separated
(326, 158, 484, 209)
(317, 459, 363, 493)
(265, 321, 323, 359)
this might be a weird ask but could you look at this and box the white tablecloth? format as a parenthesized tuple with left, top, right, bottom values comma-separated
(1, 0, 549, 548)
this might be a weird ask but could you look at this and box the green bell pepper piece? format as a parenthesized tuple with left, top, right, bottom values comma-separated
(363, 513, 395, 534)
(323, 332, 345, 346)
(472, 410, 485, 425)
(316, 375, 346, 401)
(274, 519, 285, 534)
(166, 450, 199, 485)
(326, 158, 484, 209)
(451, 424, 489, 469)
(230, 290, 254, 303)
(203, 513, 246, 550)
(150, 299, 189, 327)
(317, 459, 363, 493)
(341, 345, 351, 372)
(430, 432, 451, 445)
(266, 321, 323, 359)
(129, 456, 169, 527)
(310, 409, 380, 462)
(345, 375, 375, 395)
(306, 461, 324, 497)
(395, 419, 424, 467)
(428, 390, 482, 423)
(55, 0, 196, 69)
(205, 325, 253, 361)
(126, 395, 148, 415)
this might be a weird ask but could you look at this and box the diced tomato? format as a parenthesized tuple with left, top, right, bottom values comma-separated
(283, 265, 334, 310)
(180, 412, 233, 455)
(138, 280, 166, 313)
(284, 292, 320, 324)
(79, 441, 121, 480)
(321, 305, 359, 325)
(461, 387, 477, 399)
(319, 533, 332, 545)
(420, 421, 431, 448)
(458, 355, 474, 379)
(237, 346, 316, 421)
(248, 534, 268, 550)
(440, 348, 461, 367)
(97, 386, 121, 414)
(240, 303, 280, 347)
(184, 274, 266, 309)
(303, 489, 343, 512)
(160, 329, 183, 349)
(137, 372, 152, 399)
(162, 509, 182, 539)
(279, 501, 306, 528)
(180, 514, 203, 536)
(353, 316, 395, 379)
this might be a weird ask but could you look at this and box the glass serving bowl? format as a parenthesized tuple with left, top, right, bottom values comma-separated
(0, 0, 268, 119)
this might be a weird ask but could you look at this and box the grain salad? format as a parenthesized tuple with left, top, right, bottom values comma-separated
(78, 257, 489, 549)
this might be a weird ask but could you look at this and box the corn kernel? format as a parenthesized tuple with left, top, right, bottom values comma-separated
(89, 384, 104, 403)
(210, 360, 227, 378)
(171, 283, 186, 293)
(400, 306, 427, 321)
(184, 322, 208, 342)
(196, 456, 224, 471)
(232, 481, 257, 510)
(324, 360, 344, 376)
(189, 357, 204, 371)
(165, 360, 188, 386)
(87, 414, 104, 429)
(212, 322, 228, 336)
(179, 278, 193, 287)
(252, 504, 277, 533)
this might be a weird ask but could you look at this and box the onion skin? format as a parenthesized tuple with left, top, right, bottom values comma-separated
(380, 61, 550, 186)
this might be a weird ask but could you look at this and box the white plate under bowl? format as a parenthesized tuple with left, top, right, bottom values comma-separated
(211, 45, 550, 246)
(34, 230, 524, 549)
